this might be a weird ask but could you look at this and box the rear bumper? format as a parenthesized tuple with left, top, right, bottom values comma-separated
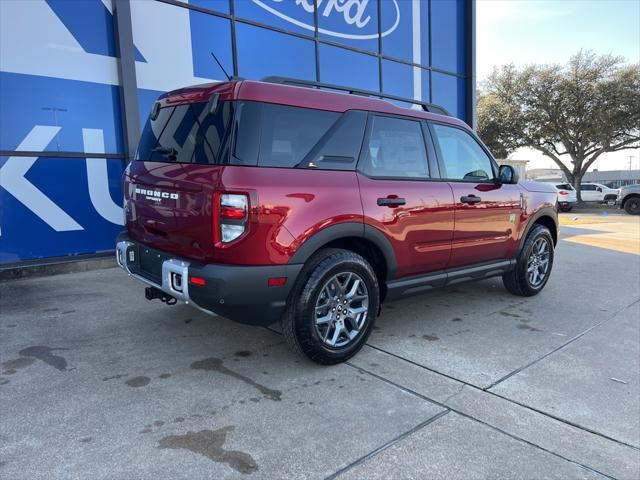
(115, 234, 302, 326)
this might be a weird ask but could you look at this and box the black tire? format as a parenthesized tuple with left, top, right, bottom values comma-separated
(502, 224, 554, 297)
(281, 248, 380, 365)
(624, 197, 640, 215)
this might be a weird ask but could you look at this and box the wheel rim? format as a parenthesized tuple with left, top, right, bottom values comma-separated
(527, 238, 551, 287)
(314, 272, 369, 348)
(630, 200, 640, 213)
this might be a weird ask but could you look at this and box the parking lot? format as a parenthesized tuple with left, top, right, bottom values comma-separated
(1, 212, 639, 479)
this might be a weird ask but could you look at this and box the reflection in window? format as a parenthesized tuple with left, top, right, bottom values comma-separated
(432, 72, 465, 120)
(319, 44, 379, 92)
(236, 23, 316, 80)
(232, 102, 340, 168)
(360, 116, 429, 179)
(432, 124, 493, 182)
(431, 0, 466, 75)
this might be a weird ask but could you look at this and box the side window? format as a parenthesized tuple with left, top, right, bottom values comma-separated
(360, 115, 430, 179)
(300, 110, 367, 170)
(581, 184, 595, 191)
(432, 123, 495, 182)
(232, 102, 340, 167)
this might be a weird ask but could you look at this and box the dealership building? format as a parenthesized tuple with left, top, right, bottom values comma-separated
(0, 0, 474, 265)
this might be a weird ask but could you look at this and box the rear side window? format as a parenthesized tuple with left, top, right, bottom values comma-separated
(431, 123, 495, 181)
(136, 101, 234, 164)
(359, 115, 430, 179)
(232, 102, 340, 168)
(581, 184, 596, 191)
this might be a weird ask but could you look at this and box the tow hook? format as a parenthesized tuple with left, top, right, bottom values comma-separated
(145, 286, 177, 305)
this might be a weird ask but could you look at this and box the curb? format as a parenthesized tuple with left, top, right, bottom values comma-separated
(0, 253, 116, 282)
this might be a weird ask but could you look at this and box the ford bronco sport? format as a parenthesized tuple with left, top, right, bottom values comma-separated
(116, 77, 558, 364)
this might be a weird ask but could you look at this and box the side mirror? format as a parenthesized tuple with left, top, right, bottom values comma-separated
(498, 165, 519, 184)
(596, 187, 602, 192)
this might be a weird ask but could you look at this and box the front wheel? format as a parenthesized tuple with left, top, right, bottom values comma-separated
(503, 224, 554, 297)
(281, 249, 380, 365)
(624, 197, 640, 215)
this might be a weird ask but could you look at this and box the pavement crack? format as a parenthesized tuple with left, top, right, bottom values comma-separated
(485, 297, 640, 391)
(442, 383, 466, 405)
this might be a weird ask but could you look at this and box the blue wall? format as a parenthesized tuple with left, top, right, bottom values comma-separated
(0, 0, 471, 264)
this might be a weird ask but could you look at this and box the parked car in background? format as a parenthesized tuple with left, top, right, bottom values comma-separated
(554, 183, 577, 212)
(580, 183, 618, 203)
(617, 184, 640, 215)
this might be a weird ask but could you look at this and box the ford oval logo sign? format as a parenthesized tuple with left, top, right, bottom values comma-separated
(251, 0, 400, 40)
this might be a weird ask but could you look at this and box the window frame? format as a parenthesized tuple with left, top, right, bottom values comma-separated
(426, 120, 500, 183)
(356, 112, 441, 182)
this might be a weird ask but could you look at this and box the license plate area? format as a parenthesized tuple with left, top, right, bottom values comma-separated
(127, 245, 168, 285)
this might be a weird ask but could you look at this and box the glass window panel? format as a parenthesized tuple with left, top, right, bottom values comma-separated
(234, 0, 314, 35)
(382, 59, 413, 99)
(432, 123, 493, 181)
(319, 44, 379, 92)
(137, 101, 234, 165)
(0, 156, 125, 263)
(431, 0, 466, 74)
(180, 0, 229, 14)
(236, 23, 316, 80)
(258, 103, 339, 168)
(0, 72, 124, 154)
(190, 11, 233, 80)
(381, 0, 413, 62)
(306, 110, 367, 170)
(318, 0, 379, 53)
(360, 116, 429, 179)
(431, 72, 466, 121)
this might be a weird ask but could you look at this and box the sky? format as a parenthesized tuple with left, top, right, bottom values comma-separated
(476, 0, 640, 171)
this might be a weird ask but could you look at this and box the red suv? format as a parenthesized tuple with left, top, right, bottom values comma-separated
(116, 77, 558, 364)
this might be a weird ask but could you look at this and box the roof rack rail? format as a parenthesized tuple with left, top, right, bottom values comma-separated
(261, 76, 451, 116)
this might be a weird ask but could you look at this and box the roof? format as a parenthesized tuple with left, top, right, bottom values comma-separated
(157, 79, 467, 129)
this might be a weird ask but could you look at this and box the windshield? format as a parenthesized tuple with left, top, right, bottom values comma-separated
(136, 101, 234, 164)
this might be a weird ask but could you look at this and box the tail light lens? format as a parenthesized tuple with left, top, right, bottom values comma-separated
(558, 191, 569, 196)
(214, 192, 248, 244)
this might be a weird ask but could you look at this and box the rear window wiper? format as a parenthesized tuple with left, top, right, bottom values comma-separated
(152, 146, 177, 160)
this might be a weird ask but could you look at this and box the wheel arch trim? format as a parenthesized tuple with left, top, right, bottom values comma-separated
(288, 222, 397, 280)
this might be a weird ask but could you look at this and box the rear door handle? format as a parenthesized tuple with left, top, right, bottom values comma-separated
(377, 197, 406, 207)
(460, 195, 482, 204)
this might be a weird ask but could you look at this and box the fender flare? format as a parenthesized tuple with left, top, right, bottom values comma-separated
(288, 222, 397, 280)
(517, 207, 558, 255)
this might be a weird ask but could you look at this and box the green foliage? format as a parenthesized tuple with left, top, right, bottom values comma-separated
(477, 51, 640, 197)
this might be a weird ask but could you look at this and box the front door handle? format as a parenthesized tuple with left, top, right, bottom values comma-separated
(377, 197, 406, 207)
(460, 195, 482, 204)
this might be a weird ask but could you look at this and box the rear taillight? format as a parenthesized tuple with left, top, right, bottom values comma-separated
(214, 192, 249, 244)
(558, 191, 568, 196)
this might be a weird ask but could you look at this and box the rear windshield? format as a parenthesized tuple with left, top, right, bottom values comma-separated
(556, 184, 574, 190)
(136, 99, 365, 170)
(136, 100, 234, 164)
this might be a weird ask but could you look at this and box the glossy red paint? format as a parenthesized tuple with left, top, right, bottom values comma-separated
(358, 174, 455, 277)
(447, 181, 522, 268)
(125, 80, 558, 285)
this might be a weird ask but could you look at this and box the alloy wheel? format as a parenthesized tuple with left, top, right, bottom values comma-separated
(314, 272, 369, 348)
(527, 237, 550, 287)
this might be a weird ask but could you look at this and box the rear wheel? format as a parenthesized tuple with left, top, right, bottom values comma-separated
(624, 197, 640, 215)
(281, 249, 379, 365)
(503, 224, 554, 297)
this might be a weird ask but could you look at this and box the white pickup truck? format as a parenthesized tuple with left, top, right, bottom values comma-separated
(579, 183, 619, 203)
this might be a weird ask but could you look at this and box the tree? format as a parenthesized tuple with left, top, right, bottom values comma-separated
(478, 51, 640, 200)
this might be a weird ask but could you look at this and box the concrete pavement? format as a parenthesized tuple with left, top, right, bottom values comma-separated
(1, 214, 639, 479)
